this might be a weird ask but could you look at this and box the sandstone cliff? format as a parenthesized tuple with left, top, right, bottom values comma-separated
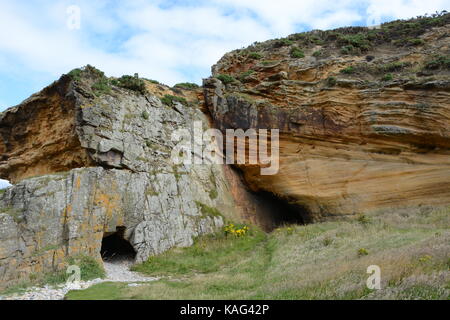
(204, 13, 450, 220)
(1, 13, 450, 290)
(0, 67, 236, 288)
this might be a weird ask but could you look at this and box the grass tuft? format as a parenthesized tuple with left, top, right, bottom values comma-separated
(65, 207, 450, 300)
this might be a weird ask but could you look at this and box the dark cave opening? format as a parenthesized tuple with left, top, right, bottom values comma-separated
(101, 226, 136, 262)
(253, 191, 312, 231)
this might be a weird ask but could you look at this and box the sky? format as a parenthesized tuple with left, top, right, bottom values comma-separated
(0, 0, 448, 188)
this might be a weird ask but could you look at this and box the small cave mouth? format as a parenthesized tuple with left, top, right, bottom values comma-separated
(101, 226, 136, 262)
(254, 191, 312, 231)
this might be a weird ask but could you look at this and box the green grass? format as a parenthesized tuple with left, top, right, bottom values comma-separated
(238, 70, 254, 82)
(290, 47, 305, 59)
(194, 201, 223, 218)
(312, 50, 323, 57)
(131, 228, 265, 277)
(173, 82, 200, 90)
(160, 94, 188, 106)
(0, 254, 105, 296)
(112, 75, 147, 94)
(273, 39, 294, 47)
(65, 282, 127, 300)
(378, 61, 412, 73)
(41, 255, 105, 286)
(91, 78, 111, 96)
(66, 206, 450, 300)
(340, 66, 356, 74)
(424, 54, 450, 70)
(242, 12, 450, 58)
(208, 189, 218, 200)
(68, 255, 106, 280)
(382, 73, 394, 81)
(216, 74, 236, 85)
(248, 52, 262, 60)
(67, 68, 83, 81)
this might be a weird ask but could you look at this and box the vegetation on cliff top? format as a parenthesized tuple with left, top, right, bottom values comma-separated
(236, 11, 449, 57)
(66, 207, 449, 300)
(67, 65, 148, 96)
(173, 82, 200, 90)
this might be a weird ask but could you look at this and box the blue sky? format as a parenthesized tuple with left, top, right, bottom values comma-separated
(0, 0, 448, 187)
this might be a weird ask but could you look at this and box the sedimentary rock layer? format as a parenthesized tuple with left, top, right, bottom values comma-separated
(204, 17, 450, 219)
(0, 69, 235, 288)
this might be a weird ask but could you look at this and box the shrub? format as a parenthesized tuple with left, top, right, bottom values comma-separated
(174, 82, 200, 90)
(141, 111, 150, 120)
(326, 76, 337, 87)
(216, 74, 236, 85)
(356, 214, 371, 225)
(68, 65, 107, 84)
(238, 70, 254, 81)
(143, 78, 160, 84)
(357, 248, 369, 257)
(340, 66, 355, 74)
(67, 68, 82, 81)
(273, 39, 294, 47)
(312, 50, 323, 57)
(91, 78, 111, 96)
(424, 55, 450, 70)
(261, 60, 278, 66)
(337, 33, 371, 52)
(382, 73, 394, 81)
(378, 61, 411, 73)
(209, 189, 218, 200)
(340, 45, 354, 55)
(248, 52, 263, 59)
(290, 47, 305, 58)
(84, 65, 105, 78)
(408, 38, 425, 46)
(224, 223, 249, 237)
(161, 94, 187, 106)
(114, 75, 147, 94)
(322, 236, 333, 246)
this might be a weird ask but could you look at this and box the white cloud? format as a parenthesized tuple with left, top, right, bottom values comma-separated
(0, 0, 447, 90)
(213, 0, 365, 33)
(366, 0, 449, 24)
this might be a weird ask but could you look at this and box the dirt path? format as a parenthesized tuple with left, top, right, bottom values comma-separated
(0, 258, 157, 300)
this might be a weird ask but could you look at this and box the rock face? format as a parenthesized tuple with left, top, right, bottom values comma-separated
(1, 14, 450, 289)
(204, 14, 450, 220)
(0, 68, 235, 289)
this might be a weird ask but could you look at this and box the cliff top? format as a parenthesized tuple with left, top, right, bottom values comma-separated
(211, 11, 450, 91)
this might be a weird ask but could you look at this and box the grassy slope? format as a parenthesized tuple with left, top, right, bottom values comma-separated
(66, 207, 450, 300)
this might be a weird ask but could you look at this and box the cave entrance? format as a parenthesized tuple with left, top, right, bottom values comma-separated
(254, 191, 312, 231)
(101, 226, 136, 262)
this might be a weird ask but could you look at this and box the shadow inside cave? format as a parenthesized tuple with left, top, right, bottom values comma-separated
(253, 191, 312, 231)
(101, 226, 136, 262)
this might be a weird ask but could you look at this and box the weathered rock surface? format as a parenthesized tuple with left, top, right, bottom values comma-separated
(1, 14, 450, 290)
(204, 15, 450, 220)
(0, 69, 235, 289)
